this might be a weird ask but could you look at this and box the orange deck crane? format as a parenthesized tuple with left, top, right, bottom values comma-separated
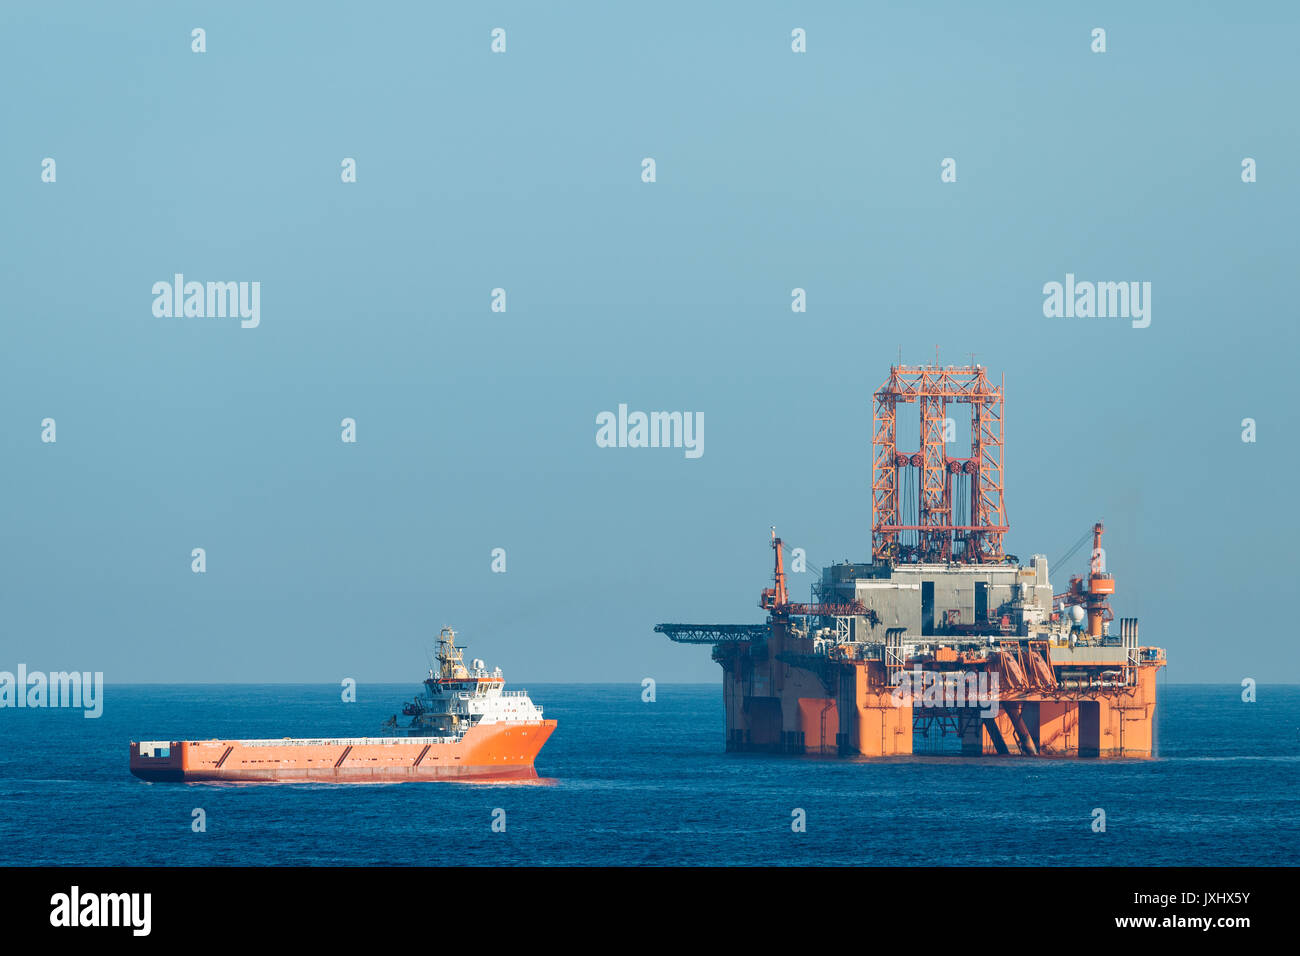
(759, 529, 871, 619)
(1053, 522, 1115, 637)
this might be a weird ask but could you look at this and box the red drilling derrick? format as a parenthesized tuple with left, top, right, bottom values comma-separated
(871, 363, 1008, 564)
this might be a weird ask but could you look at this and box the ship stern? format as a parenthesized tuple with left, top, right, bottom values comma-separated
(129, 740, 186, 781)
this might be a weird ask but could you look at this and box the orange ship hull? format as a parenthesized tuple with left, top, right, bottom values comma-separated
(129, 720, 557, 784)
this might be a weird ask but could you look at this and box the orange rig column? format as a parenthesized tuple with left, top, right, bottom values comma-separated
(655, 361, 1166, 760)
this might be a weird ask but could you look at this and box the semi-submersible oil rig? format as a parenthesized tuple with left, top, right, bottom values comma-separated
(656, 362, 1165, 758)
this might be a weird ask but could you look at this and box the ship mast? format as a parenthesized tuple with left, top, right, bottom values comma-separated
(436, 627, 466, 680)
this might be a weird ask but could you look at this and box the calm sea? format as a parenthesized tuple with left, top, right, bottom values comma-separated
(1, 683, 1296, 866)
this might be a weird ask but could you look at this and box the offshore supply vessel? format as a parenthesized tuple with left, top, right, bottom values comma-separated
(130, 628, 556, 783)
(656, 362, 1166, 758)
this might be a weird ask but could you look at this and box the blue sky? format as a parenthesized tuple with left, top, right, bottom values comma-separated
(1, 2, 1296, 682)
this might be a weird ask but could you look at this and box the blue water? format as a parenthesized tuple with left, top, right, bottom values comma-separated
(1, 683, 1297, 866)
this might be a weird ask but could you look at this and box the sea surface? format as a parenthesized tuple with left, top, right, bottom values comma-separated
(1, 682, 1297, 866)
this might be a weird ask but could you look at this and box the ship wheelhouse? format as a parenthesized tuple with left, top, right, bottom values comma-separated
(394, 627, 544, 740)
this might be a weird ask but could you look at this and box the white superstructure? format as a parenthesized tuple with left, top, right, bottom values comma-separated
(398, 628, 544, 740)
